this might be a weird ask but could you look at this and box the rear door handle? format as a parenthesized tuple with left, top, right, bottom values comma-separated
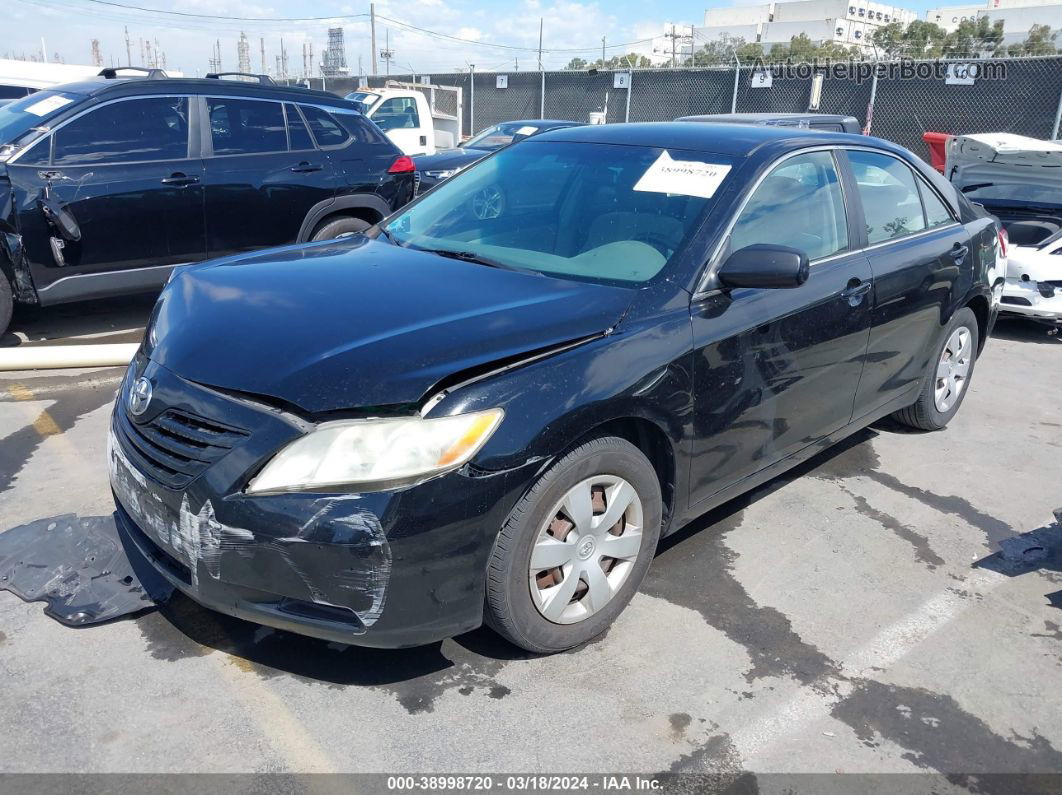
(840, 278, 873, 305)
(951, 242, 969, 262)
(291, 162, 323, 173)
(161, 173, 199, 186)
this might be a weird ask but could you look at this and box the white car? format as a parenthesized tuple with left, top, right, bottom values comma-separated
(1002, 235, 1062, 323)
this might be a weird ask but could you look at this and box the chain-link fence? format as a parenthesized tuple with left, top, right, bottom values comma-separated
(292, 56, 1062, 161)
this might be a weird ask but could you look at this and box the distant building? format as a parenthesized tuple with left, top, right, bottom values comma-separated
(927, 0, 1062, 43)
(696, 0, 918, 52)
(321, 27, 349, 78)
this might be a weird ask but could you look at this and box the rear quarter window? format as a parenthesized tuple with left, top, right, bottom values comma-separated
(299, 104, 352, 148)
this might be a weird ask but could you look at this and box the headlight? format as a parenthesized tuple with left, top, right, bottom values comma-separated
(247, 408, 504, 494)
(425, 168, 463, 179)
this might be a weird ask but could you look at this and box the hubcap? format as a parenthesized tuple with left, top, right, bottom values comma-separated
(934, 326, 972, 413)
(528, 475, 644, 625)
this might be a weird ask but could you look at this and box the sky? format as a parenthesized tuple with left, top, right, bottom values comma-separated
(5, 0, 940, 75)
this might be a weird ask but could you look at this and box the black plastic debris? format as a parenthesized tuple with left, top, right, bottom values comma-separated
(0, 513, 173, 625)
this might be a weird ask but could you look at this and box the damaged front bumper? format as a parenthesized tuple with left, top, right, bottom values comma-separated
(1000, 277, 1062, 322)
(109, 358, 526, 648)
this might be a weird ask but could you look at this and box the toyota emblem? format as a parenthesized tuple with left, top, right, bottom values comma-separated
(128, 377, 153, 416)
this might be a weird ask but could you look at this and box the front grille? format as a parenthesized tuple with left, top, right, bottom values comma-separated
(1002, 296, 1033, 306)
(116, 403, 248, 490)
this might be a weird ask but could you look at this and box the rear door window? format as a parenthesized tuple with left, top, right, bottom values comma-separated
(848, 150, 927, 244)
(208, 97, 287, 156)
(919, 180, 956, 228)
(285, 103, 315, 151)
(52, 96, 189, 165)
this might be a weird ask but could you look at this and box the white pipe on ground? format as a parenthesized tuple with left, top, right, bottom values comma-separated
(0, 343, 138, 372)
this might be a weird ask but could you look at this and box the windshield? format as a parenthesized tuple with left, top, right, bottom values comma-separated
(0, 91, 79, 153)
(464, 122, 550, 152)
(344, 91, 379, 113)
(383, 141, 734, 285)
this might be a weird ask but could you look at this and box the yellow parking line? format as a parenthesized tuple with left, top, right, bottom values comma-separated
(214, 654, 338, 774)
(7, 382, 63, 438)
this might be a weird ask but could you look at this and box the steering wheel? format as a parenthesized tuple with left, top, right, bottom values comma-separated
(471, 185, 506, 220)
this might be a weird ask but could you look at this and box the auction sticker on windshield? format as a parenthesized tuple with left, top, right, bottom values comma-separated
(23, 95, 74, 117)
(634, 150, 731, 199)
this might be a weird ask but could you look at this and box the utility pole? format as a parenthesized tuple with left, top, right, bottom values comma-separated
(370, 2, 378, 76)
(91, 38, 102, 67)
(672, 24, 677, 67)
(260, 36, 266, 74)
(601, 37, 606, 68)
(380, 28, 393, 76)
(537, 18, 543, 71)
(124, 26, 131, 65)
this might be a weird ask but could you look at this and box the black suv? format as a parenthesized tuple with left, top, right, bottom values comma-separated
(0, 70, 415, 336)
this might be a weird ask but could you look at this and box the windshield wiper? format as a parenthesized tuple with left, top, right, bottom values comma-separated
(376, 225, 403, 246)
(422, 248, 535, 274)
(960, 182, 995, 193)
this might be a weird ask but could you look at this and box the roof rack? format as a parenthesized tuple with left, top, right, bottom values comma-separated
(205, 72, 276, 86)
(98, 66, 168, 80)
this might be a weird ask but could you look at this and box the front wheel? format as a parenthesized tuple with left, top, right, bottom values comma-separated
(485, 436, 662, 654)
(892, 307, 980, 431)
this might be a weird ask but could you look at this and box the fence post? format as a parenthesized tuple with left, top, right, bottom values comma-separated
(625, 69, 632, 122)
(540, 70, 545, 119)
(864, 62, 879, 136)
(1052, 84, 1062, 140)
(469, 64, 475, 135)
(731, 53, 741, 113)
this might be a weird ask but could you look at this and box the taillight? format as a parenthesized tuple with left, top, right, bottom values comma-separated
(997, 226, 1008, 257)
(388, 155, 415, 174)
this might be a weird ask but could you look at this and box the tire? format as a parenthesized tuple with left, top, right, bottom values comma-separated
(0, 275, 13, 340)
(310, 216, 371, 242)
(485, 436, 663, 654)
(892, 307, 979, 431)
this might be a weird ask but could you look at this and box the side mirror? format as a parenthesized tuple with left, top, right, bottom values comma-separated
(717, 244, 809, 289)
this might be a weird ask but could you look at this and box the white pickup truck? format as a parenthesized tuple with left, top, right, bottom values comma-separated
(345, 82, 463, 156)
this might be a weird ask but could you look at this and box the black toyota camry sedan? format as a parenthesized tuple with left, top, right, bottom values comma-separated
(110, 123, 1001, 653)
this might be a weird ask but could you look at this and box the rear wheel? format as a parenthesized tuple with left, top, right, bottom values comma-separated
(0, 275, 13, 340)
(485, 436, 662, 653)
(310, 216, 371, 241)
(892, 307, 979, 431)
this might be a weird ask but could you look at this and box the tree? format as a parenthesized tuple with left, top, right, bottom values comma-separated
(565, 57, 587, 70)
(873, 19, 947, 58)
(943, 16, 1005, 56)
(1021, 23, 1057, 55)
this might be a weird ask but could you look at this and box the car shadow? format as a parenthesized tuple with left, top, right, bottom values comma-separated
(991, 316, 1061, 345)
(0, 293, 157, 348)
(974, 509, 1062, 610)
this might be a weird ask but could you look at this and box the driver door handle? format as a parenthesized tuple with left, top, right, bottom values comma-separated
(161, 172, 200, 186)
(291, 162, 323, 173)
(841, 278, 873, 304)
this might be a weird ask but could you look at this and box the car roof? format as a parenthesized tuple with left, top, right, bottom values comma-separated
(41, 76, 352, 106)
(532, 121, 880, 157)
(677, 112, 859, 124)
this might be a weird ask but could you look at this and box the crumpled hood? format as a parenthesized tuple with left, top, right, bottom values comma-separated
(150, 237, 632, 414)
